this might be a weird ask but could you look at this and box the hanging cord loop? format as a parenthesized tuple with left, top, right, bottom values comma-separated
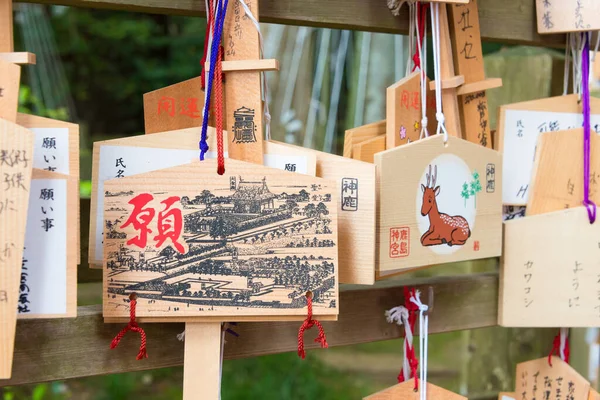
(548, 328, 570, 366)
(297, 293, 329, 359)
(430, 2, 449, 143)
(581, 32, 597, 223)
(110, 293, 148, 360)
(410, 290, 429, 400)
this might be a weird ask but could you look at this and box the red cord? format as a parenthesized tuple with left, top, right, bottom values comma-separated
(398, 287, 420, 391)
(216, 44, 225, 175)
(412, 2, 429, 72)
(110, 295, 148, 360)
(297, 295, 329, 359)
(548, 331, 570, 366)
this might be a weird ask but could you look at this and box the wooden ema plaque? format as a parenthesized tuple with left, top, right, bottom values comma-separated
(527, 128, 599, 216)
(516, 357, 589, 400)
(499, 207, 600, 327)
(19, 169, 77, 319)
(375, 135, 502, 274)
(498, 94, 600, 205)
(535, 0, 600, 34)
(364, 379, 467, 400)
(448, 0, 502, 148)
(386, 71, 435, 149)
(0, 58, 19, 123)
(0, 118, 34, 379)
(102, 158, 339, 321)
(343, 120, 385, 158)
(271, 141, 377, 285)
(353, 135, 385, 163)
(16, 113, 80, 266)
(89, 127, 317, 268)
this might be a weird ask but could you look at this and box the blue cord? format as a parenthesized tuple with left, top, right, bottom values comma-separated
(199, 0, 230, 160)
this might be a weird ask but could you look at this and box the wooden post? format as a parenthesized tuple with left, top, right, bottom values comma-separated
(448, 0, 502, 148)
(0, 0, 13, 53)
(223, 0, 263, 164)
(183, 323, 222, 400)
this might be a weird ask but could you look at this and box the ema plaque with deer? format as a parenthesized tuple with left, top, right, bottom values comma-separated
(375, 135, 502, 275)
(102, 158, 339, 321)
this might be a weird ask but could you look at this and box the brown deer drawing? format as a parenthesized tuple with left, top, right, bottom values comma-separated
(420, 165, 471, 247)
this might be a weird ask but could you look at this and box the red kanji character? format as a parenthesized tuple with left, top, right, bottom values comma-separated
(473, 240, 480, 251)
(154, 196, 185, 253)
(390, 242, 400, 257)
(400, 228, 408, 241)
(400, 241, 408, 255)
(401, 90, 410, 109)
(158, 97, 176, 117)
(391, 228, 400, 241)
(121, 193, 155, 249)
(180, 98, 201, 118)
(411, 91, 420, 110)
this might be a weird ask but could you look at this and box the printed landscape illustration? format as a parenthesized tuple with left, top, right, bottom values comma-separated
(420, 165, 471, 247)
(104, 175, 337, 315)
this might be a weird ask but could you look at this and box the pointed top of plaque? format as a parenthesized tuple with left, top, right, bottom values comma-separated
(364, 379, 467, 400)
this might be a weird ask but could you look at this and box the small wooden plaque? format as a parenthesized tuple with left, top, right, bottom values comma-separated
(102, 158, 339, 321)
(527, 128, 599, 216)
(516, 357, 589, 400)
(376, 135, 502, 274)
(536, 0, 600, 34)
(89, 128, 317, 267)
(353, 135, 385, 163)
(500, 207, 600, 327)
(0, 118, 34, 379)
(18, 169, 77, 319)
(364, 379, 467, 399)
(498, 94, 600, 205)
(386, 71, 435, 149)
(343, 120, 385, 158)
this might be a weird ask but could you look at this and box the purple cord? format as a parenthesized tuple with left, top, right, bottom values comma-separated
(199, 0, 229, 161)
(581, 33, 597, 223)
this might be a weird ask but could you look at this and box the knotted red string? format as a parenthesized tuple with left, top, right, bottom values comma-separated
(110, 294, 148, 360)
(398, 287, 420, 391)
(297, 294, 328, 359)
(548, 331, 570, 366)
(412, 2, 429, 72)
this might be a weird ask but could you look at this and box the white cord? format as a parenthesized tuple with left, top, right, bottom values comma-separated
(385, 306, 413, 382)
(430, 3, 449, 143)
(177, 330, 186, 341)
(218, 323, 226, 400)
(563, 33, 571, 96)
(414, 3, 429, 139)
(559, 328, 569, 362)
(237, 0, 272, 140)
(410, 291, 429, 400)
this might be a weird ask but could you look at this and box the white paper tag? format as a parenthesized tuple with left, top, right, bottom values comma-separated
(20, 178, 67, 315)
(31, 127, 70, 175)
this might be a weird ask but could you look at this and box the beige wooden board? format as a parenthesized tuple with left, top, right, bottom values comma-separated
(102, 158, 339, 321)
(16, 113, 80, 264)
(364, 379, 467, 399)
(353, 135, 385, 163)
(223, 0, 264, 165)
(498, 393, 516, 400)
(143, 77, 210, 134)
(527, 128, 599, 216)
(375, 134, 502, 273)
(271, 140, 377, 285)
(499, 207, 600, 327)
(343, 120, 386, 158)
(183, 322, 221, 399)
(516, 357, 589, 400)
(0, 58, 20, 123)
(498, 94, 600, 205)
(590, 389, 600, 400)
(89, 128, 317, 267)
(18, 169, 77, 319)
(0, 118, 34, 379)
(386, 71, 435, 149)
(536, 0, 600, 34)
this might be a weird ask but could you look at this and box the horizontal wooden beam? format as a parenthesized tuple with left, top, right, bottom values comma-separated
(2, 272, 499, 386)
(205, 59, 279, 73)
(18, 0, 564, 47)
(0, 52, 36, 65)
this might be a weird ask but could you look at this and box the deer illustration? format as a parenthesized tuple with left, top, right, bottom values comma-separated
(420, 165, 471, 247)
